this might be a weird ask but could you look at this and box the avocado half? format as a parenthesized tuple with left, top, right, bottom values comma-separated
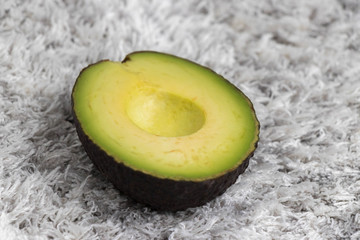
(72, 51, 259, 211)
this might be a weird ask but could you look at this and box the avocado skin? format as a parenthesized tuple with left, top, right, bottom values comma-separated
(72, 54, 259, 211)
(73, 112, 253, 211)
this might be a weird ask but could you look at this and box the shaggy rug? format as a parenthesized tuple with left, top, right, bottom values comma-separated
(1, 0, 360, 239)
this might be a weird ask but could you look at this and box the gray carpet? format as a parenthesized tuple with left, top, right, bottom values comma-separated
(1, 0, 360, 239)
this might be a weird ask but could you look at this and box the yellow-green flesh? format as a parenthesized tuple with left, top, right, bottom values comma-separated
(73, 52, 259, 180)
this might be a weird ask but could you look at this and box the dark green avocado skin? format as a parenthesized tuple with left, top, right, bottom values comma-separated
(73, 107, 255, 211)
(71, 54, 259, 211)
(73, 111, 253, 211)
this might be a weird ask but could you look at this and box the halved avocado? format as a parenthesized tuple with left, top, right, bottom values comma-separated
(72, 51, 259, 211)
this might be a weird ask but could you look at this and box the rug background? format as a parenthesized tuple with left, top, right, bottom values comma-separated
(1, 0, 360, 239)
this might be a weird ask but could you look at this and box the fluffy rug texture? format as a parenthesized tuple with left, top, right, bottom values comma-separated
(1, 0, 360, 239)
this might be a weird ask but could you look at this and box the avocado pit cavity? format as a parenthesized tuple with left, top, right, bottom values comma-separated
(126, 86, 205, 137)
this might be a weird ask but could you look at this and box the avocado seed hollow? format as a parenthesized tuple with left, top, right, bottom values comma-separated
(126, 87, 205, 137)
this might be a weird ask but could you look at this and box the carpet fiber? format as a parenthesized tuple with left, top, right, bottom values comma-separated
(1, 0, 360, 239)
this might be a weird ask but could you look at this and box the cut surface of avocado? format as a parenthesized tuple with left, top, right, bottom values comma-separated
(72, 52, 259, 181)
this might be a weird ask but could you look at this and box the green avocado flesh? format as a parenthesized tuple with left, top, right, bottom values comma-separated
(72, 51, 259, 181)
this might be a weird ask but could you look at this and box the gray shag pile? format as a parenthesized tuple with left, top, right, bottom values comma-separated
(1, 0, 360, 239)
